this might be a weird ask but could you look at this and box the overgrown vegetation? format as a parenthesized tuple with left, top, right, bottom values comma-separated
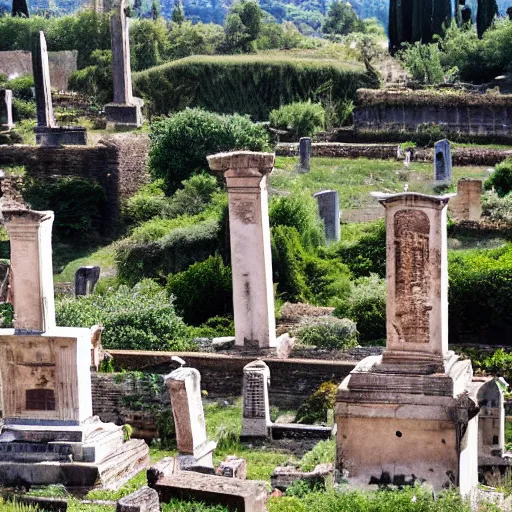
(269, 101, 325, 138)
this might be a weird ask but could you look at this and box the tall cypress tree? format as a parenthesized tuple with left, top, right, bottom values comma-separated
(389, 0, 413, 54)
(477, 0, 498, 37)
(12, 0, 29, 17)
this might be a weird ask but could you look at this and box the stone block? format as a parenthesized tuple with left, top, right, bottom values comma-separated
(216, 456, 247, 480)
(314, 190, 340, 242)
(147, 457, 177, 488)
(35, 126, 87, 146)
(117, 486, 160, 512)
(153, 472, 267, 512)
(105, 102, 144, 129)
(271, 463, 332, 491)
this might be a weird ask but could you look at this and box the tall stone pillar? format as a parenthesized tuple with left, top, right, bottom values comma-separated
(335, 192, 479, 495)
(2, 210, 55, 333)
(165, 367, 216, 469)
(207, 151, 276, 349)
(241, 360, 271, 440)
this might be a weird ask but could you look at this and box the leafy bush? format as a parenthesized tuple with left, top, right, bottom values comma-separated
(285, 479, 324, 499)
(294, 381, 338, 424)
(167, 255, 233, 325)
(269, 101, 325, 138)
(481, 191, 512, 223)
(0, 499, 37, 512)
(269, 194, 325, 250)
(167, 21, 224, 60)
(398, 42, 447, 85)
(130, 18, 168, 71)
(2, 74, 34, 100)
(22, 177, 107, 242)
(149, 108, 270, 194)
(327, 220, 386, 278)
(56, 280, 192, 351)
(449, 245, 512, 344)
(299, 439, 336, 472)
(294, 317, 358, 349)
(162, 499, 229, 512)
(122, 180, 171, 227)
(334, 274, 386, 343)
(484, 159, 512, 197)
(12, 98, 36, 121)
(189, 315, 235, 339)
(134, 54, 378, 120)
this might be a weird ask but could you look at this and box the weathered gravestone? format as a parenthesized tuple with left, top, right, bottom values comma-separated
(165, 366, 216, 470)
(434, 139, 452, 182)
(1, 89, 14, 130)
(208, 151, 276, 349)
(335, 192, 479, 496)
(75, 266, 101, 296)
(105, 0, 144, 128)
(314, 190, 340, 242)
(298, 137, 311, 172)
(241, 360, 271, 441)
(449, 178, 483, 222)
(117, 486, 160, 512)
(32, 31, 86, 146)
(0, 208, 149, 487)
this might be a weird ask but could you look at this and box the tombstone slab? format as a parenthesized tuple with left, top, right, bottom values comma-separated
(314, 190, 340, 242)
(335, 192, 479, 496)
(75, 266, 101, 296)
(434, 139, 452, 182)
(241, 360, 271, 440)
(298, 137, 311, 172)
(449, 178, 483, 222)
(208, 151, 276, 349)
(1, 89, 14, 130)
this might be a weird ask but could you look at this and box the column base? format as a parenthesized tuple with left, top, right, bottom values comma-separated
(35, 126, 87, 146)
(105, 99, 144, 129)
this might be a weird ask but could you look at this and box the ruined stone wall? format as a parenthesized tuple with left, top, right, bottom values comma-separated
(354, 105, 512, 137)
(0, 133, 150, 237)
(0, 50, 78, 92)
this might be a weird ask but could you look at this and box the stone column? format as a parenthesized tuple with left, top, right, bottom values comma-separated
(298, 137, 311, 172)
(1, 89, 14, 130)
(241, 360, 271, 440)
(434, 139, 452, 182)
(31, 31, 56, 129)
(314, 190, 340, 242)
(207, 151, 276, 349)
(2, 210, 56, 333)
(450, 178, 482, 222)
(165, 367, 216, 469)
(370, 192, 455, 372)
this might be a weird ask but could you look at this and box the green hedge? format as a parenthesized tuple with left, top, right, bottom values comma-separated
(134, 55, 377, 120)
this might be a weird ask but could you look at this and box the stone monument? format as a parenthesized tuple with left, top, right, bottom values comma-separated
(165, 366, 216, 470)
(1, 89, 14, 130)
(313, 190, 340, 242)
(335, 192, 479, 496)
(207, 151, 276, 349)
(0, 208, 149, 488)
(241, 360, 271, 440)
(449, 178, 482, 222)
(75, 266, 101, 296)
(32, 31, 87, 146)
(105, 0, 144, 129)
(434, 139, 452, 182)
(298, 137, 311, 173)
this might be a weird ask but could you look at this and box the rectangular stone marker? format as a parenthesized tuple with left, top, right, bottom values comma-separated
(434, 139, 452, 182)
(299, 137, 311, 172)
(165, 366, 216, 469)
(208, 151, 276, 349)
(117, 486, 160, 512)
(241, 360, 271, 440)
(75, 266, 101, 296)
(449, 178, 483, 222)
(105, 0, 143, 128)
(335, 192, 479, 496)
(314, 190, 340, 242)
(1, 89, 14, 129)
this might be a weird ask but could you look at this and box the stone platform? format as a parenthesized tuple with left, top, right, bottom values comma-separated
(105, 100, 143, 129)
(35, 126, 87, 146)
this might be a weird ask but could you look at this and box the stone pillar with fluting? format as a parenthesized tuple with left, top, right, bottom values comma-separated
(335, 192, 479, 496)
(207, 151, 276, 349)
(165, 366, 216, 469)
(2, 210, 56, 333)
(241, 360, 271, 440)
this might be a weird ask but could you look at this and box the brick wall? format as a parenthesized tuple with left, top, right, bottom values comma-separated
(0, 133, 150, 237)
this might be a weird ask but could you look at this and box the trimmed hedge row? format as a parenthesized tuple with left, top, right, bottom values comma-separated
(356, 88, 512, 108)
(134, 55, 378, 120)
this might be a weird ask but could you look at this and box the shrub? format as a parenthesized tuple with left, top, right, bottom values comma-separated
(398, 42, 446, 85)
(22, 177, 107, 242)
(294, 317, 358, 349)
(2, 74, 34, 100)
(12, 98, 36, 121)
(334, 274, 386, 343)
(299, 439, 336, 472)
(130, 18, 168, 71)
(56, 280, 192, 351)
(484, 159, 512, 197)
(294, 382, 338, 424)
(116, 216, 227, 286)
(167, 255, 233, 325)
(481, 191, 512, 223)
(149, 108, 270, 194)
(327, 220, 386, 278)
(189, 315, 235, 339)
(134, 55, 378, 120)
(122, 180, 171, 227)
(269, 194, 325, 250)
(269, 101, 325, 138)
(167, 21, 224, 60)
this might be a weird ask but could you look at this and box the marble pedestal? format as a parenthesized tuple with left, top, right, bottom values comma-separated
(35, 126, 87, 146)
(0, 328, 149, 489)
(105, 99, 144, 129)
(335, 353, 479, 495)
